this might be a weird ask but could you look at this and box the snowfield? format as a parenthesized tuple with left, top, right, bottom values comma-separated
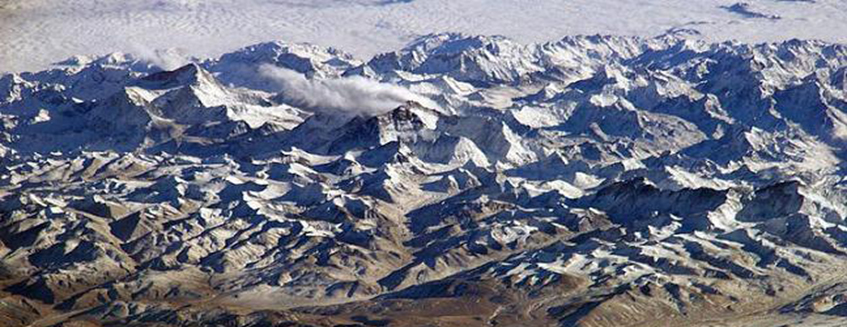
(3, 0, 847, 72)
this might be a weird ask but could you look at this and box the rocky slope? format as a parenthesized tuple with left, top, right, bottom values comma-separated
(3, 34, 847, 326)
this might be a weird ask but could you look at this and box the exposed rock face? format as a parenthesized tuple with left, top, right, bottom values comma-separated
(3, 34, 847, 326)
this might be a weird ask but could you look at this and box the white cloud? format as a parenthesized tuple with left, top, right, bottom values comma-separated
(129, 44, 189, 71)
(259, 64, 439, 118)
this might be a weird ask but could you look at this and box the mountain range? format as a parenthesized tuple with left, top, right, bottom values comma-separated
(3, 33, 847, 326)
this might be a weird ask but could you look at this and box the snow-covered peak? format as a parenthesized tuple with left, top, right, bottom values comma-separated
(208, 40, 363, 91)
(364, 33, 541, 85)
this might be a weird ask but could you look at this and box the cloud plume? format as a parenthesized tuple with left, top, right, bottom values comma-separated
(258, 64, 439, 117)
(129, 44, 189, 71)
